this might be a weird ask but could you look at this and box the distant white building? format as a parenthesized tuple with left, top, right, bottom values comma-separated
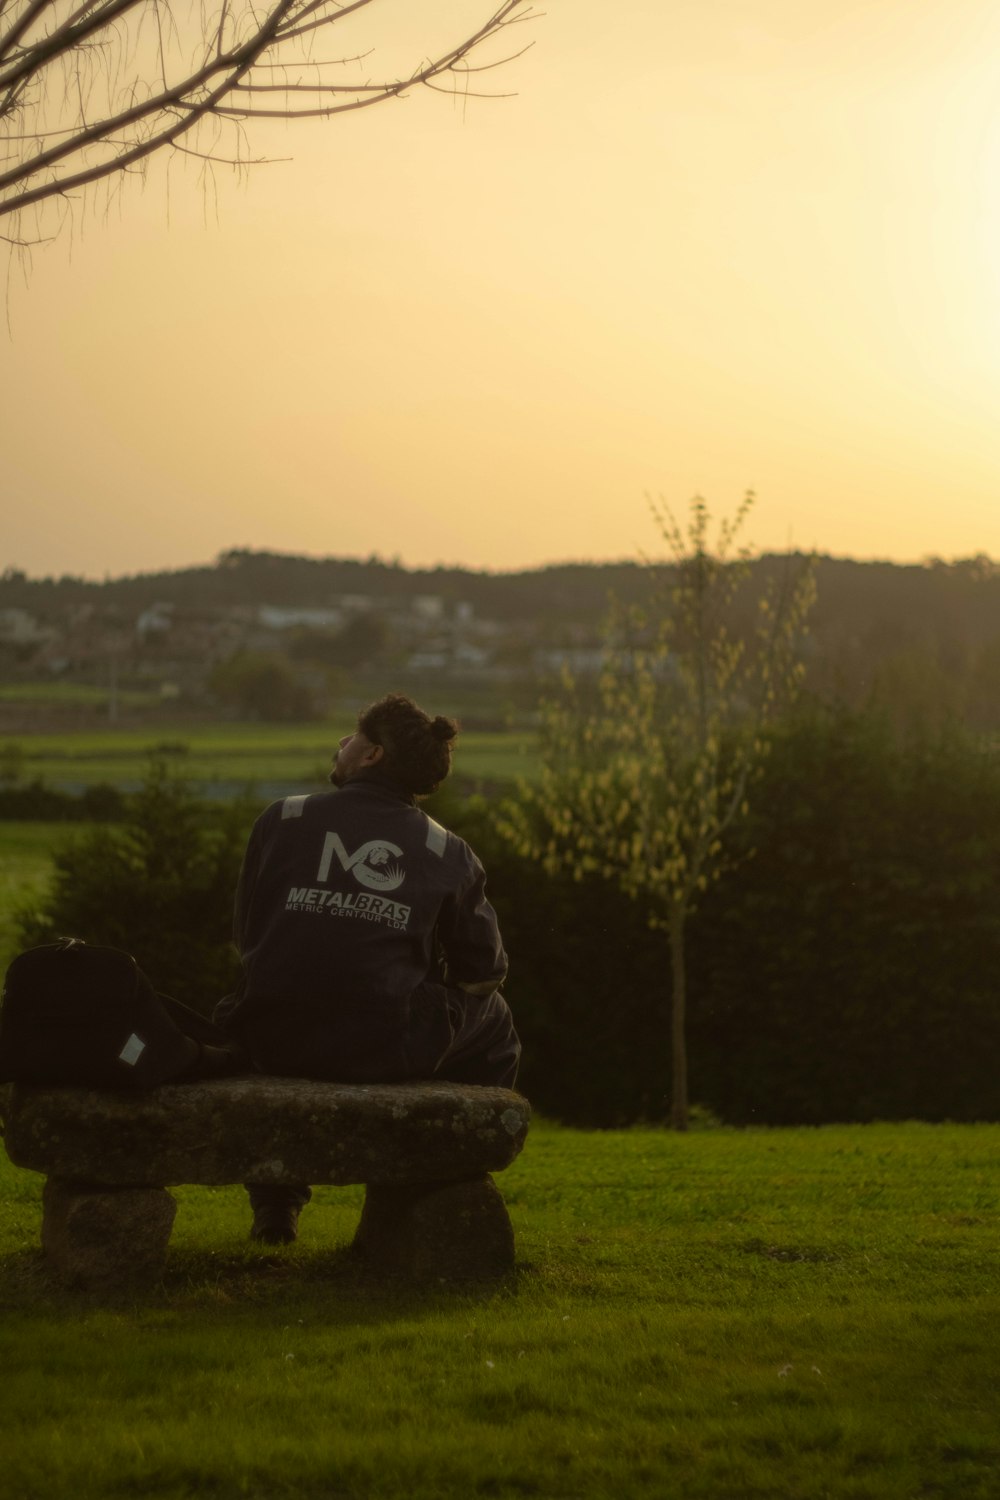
(533, 647, 680, 681)
(412, 595, 445, 620)
(407, 649, 449, 671)
(257, 606, 343, 631)
(136, 603, 174, 635)
(453, 642, 491, 669)
(0, 608, 52, 644)
(533, 647, 609, 676)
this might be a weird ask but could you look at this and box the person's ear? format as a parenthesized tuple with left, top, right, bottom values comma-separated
(363, 742, 384, 766)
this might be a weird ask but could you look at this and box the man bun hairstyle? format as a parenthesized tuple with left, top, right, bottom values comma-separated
(431, 716, 457, 743)
(358, 694, 458, 796)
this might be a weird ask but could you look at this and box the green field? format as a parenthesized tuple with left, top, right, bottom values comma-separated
(0, 682, 162, 708)
(1, 1120, 999, 1498)
(0, 821, 74, 975)
(3, 726, 540, 791)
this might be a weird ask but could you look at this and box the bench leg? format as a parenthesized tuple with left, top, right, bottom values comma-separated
(41, 1178, 176, 1290)
(352, 1173, 515, 1280)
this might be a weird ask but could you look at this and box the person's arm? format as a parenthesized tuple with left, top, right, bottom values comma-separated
(215, 813, 270, 1030)
(233, 812, 269, 956)
(436, 849, 508, 996)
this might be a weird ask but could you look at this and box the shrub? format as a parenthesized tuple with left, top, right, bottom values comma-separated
(0, 779, 126, 822)
(15, 764, 254, 1012)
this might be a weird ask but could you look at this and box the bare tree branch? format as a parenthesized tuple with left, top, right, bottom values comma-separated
(0, 0, 299, 194)
(171, 137, 278, 166)
(0, 0, 63, 60)
(0, 0, 537, 239)
(0, 0, 143, 93)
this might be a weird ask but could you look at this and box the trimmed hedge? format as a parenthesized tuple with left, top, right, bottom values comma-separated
(687, 713, 1000, 1124)
(442, 710, 1000, 1125)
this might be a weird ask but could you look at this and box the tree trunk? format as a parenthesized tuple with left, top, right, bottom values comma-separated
(668, 903, 688, 1131)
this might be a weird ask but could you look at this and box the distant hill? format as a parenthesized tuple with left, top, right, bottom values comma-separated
(3, 546, 999, 634)
(0, 549, 652, 620)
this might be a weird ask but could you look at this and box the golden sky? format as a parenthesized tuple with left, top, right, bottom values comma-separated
(4, 0, 1000, 578)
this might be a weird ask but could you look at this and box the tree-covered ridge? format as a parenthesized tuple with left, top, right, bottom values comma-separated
(0, 549, 649, 617)
(2, 546, 999, 629)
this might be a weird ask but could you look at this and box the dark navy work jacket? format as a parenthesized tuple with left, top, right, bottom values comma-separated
(220, 772, 507, 1078)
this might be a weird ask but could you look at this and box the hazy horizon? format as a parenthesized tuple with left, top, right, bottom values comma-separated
(7, 539, 998, 588)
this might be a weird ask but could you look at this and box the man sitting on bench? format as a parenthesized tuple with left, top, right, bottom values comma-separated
(215, 693, 520, 1245)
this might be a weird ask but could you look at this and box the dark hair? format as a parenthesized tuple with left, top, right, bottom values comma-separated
(358, 694, 458, 796)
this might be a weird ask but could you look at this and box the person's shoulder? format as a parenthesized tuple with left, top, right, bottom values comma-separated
(420, 810, 483, 872)
(259, 790, 338, 826)
(420, 808, 452, 858)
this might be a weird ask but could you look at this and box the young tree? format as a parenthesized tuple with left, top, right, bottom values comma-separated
(498, 495, 816, 1129)
(0, 0, 535, 244)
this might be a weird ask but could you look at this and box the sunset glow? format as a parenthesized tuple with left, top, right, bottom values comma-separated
(4, 0, 1000, 578)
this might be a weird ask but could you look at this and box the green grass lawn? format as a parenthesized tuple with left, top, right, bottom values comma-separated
(2, 1119, 999, 1499)
(3, 726, 540, 790)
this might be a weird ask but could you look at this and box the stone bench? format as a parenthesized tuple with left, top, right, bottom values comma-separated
(0, 1077, 530, 1289)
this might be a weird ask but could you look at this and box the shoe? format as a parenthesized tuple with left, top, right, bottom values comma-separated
(250, 1206, 299, 1245)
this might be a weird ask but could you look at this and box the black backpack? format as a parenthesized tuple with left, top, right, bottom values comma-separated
(0, 939, 237, 1091)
